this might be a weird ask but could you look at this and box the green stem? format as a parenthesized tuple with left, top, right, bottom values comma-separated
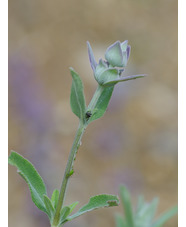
(52, 85, 104, 226)
(52, 121, 87, 226)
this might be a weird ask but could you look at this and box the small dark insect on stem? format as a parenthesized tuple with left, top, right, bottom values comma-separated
(85, 111, 92, 119)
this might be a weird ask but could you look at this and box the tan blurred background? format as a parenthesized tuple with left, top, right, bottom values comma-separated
(8, 0, 177, 226)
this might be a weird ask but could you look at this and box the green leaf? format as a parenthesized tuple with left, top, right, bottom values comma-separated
(88, 86, 114, 123)
(119, 186, 134, 227)
(58, 201, 79, 225)
(70, 67, 86, 121)
(51, 189, 59, 209)
(115, 214, 127, 227)
(67, 194, 119, 221)
(59, 206, 71, 225)
(152, 205, 178, 227)
(136, 195, 145, 214)
(135, 198, 158, 226)
(68, 201, 79, 214)
(8, 151, 47, 213)
(43, 195, 55, 221)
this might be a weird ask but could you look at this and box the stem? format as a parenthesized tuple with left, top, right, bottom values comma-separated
(52, 121, 86, 226)
(52, 85, 104, 226)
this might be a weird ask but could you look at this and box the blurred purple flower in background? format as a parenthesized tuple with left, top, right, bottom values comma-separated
(9, 54, 53, 132)
(9, 53, 59, 195)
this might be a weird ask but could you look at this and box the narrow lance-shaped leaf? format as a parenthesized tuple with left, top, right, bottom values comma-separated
(119, 185, 134, 227)
(8, 151, 47, 213)
(43, 195, 55, 221)
(58, 202, 79, 226)
(68, 201, 79, 214)
(66, 194, 119, 221)
(135, 197, 158, 226)
(136, 195, 145, 214)
(59, 206, 71, 225)
(51, 189, 59, 209)
(115, 214, 127, 227)
(152, 205, 178, 227)
(70, 68, 86, 121)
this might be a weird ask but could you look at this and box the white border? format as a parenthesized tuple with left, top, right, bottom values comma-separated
(178, 0, 185, 226)
(1, 0, 8, 226)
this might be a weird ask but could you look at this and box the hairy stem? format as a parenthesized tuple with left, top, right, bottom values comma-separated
(52, 121, 86, 226)
(52, 85, 104, 226)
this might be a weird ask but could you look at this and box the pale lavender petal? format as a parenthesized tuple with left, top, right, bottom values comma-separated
(126, 45, 131, 60)
(121, 40, 128, 52)
(87, 41, 97, 72)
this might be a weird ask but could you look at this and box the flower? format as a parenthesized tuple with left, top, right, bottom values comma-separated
(87, 41, 145, 87)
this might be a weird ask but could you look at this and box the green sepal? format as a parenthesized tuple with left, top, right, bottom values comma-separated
(43, 195, 55, 221)
(67, 194, 119, 221)
(70, 67, 86, 122)
(51, 189, 59, 209)
(98, 68, 120, 86)
(102, 74, 146, 87)
(8, 151, 47, 213)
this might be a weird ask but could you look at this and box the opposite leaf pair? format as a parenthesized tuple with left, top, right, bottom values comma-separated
(8, 151, 119, 227)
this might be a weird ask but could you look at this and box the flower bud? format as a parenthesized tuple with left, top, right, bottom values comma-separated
(105, 40, 131, 67)
(87, 41, 145, 87)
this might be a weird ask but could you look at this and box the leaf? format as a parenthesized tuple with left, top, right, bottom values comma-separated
(115, 214, 127, 227)
(58, 201, 79, 225)
(119, 185, 134, 227)
(59, 206, 71, 225)
(88, 86, 114, 123)
(43, 195, 55, 221)
(136, 195, 145, 214)
(8, 151, 47, 213)
(135, 198, 158, 226)
(143, 198, 158, 223)
(68, 201, 79, 214)
(152, 205, 178, 227)
(67, 194, 119, 221)
(70, 68, 86, 121)
(51, 189, 59, 209)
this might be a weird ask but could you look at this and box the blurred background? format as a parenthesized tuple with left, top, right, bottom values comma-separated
(8, 0, 177, 226)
